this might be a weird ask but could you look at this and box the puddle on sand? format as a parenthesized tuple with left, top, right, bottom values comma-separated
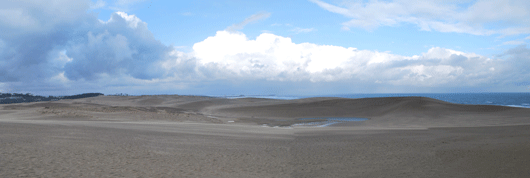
(293, 117, 369, 127)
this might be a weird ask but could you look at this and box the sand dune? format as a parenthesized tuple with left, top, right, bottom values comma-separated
(213, 96, 530, 128)
(1, 95, 530, 177)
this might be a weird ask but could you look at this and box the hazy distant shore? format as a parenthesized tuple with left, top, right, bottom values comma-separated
(2, 95, 530, 177)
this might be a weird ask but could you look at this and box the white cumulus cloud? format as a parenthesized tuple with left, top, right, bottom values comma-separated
(185, 30, 502, 86)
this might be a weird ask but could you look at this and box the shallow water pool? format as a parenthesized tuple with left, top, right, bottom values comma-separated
(299, 117, 369, 121)
(294, 117, 369, 127)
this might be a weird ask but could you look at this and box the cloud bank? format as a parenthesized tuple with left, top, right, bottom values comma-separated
(190, 31, 501, 87)
(0, 0, 529, 95)
(0, 0, 172, 94)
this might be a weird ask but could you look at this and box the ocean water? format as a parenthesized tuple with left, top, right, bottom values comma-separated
(222, 93, 530, 108)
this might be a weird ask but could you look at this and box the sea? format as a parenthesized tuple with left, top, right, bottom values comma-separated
(220, 93, 530, 108)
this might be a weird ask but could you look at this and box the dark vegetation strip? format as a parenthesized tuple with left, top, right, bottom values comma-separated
(0, 93, 104, 104)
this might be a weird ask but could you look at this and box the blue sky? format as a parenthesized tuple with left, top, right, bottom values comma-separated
(91, 0, 525, 56)
(1, 0, 530, 95)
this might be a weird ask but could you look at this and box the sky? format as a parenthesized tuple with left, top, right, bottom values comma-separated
(1, 0, 530, 96)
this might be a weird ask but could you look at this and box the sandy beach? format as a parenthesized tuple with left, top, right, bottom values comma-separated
(1, 95, 530, 177)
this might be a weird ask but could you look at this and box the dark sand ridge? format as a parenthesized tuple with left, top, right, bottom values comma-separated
(1, 95, 530, 177)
